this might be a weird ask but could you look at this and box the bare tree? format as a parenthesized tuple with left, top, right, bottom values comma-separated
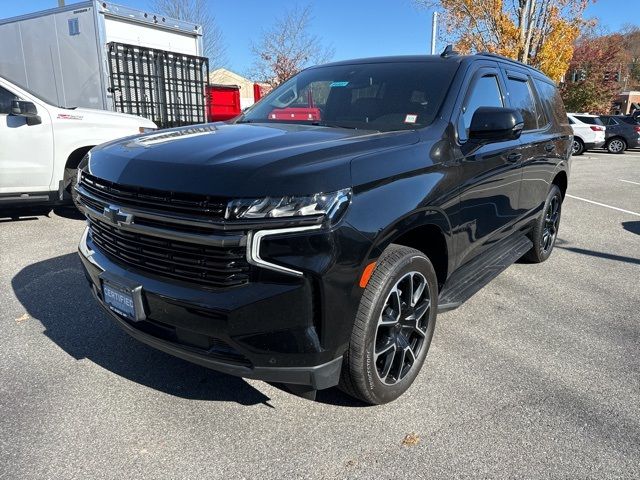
(249, 5, 334, 87)
(152, 0, 227, 68)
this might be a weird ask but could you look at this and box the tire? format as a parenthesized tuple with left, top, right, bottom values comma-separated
(606, 137, 626, 154)
(339, 245, 438, 404)
(64, 167, 78, 194)
(523, 185, 562, 263)
(571, 138, 584, 156)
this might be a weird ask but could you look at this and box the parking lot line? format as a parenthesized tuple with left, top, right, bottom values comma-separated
(619, 179, 640, 186)
(566, 194, 640, 217)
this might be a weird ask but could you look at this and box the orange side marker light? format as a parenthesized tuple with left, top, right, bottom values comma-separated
(359, 262, 377, 288)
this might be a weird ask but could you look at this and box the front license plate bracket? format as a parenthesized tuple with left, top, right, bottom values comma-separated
(99, 271, 147, 322)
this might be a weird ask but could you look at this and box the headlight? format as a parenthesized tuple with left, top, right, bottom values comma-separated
(139, 126, 157, 134)
(226, 188, 351, 221)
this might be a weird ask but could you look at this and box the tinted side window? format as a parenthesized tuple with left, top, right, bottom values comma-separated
(0, 86, 18, 114)
(533, 79, 566, 126)
(460, 74, 503, 141)
(506, 77, 537, 130)
(575, 115, 604, 126)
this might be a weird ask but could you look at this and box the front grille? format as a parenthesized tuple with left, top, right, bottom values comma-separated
(80, 173, 227, 219)
(88, 217, 250, 289)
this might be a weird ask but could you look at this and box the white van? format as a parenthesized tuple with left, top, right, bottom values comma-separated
(0, 75, 156, 210)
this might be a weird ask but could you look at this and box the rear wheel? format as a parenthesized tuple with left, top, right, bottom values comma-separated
(606, 137, 626, 154)
(339, 245, 438, 405)
(571, 138, 584, 156)
(523, 185, 562, 263)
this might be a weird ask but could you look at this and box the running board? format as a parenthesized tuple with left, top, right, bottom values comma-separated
(438, 233, 533, 312)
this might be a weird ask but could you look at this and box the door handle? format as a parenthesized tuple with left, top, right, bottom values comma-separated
(507, 152, 522, 162)
(545, 143, 556, 152)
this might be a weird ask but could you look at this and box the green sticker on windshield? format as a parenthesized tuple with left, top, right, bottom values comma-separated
(330, 81, 349, 87)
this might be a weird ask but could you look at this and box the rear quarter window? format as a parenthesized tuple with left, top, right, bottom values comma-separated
(533, 79, 567, 127)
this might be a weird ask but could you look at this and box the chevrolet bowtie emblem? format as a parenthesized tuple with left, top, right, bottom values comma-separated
(103, 205, 133, 225)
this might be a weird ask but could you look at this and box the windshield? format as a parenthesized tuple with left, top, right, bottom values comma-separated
(240, 61, 459, 132)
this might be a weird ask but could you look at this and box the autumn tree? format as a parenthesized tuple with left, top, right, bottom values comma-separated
(561, 34, 627, 113)
(249, 5, 334, 87)
(621, 25, 640, 89)
(152, 0, 227, 68)
(416, 0, 594, 81)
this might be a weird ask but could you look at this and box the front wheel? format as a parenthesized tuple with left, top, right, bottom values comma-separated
(339, 245, 438, 405)
(523, 185, 562, 263)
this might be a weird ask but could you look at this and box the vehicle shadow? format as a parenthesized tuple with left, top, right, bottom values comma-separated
(11, 252, 273, 407)
(622, 221, 640, 236)
(556, 245, 640, 265)
(53, 204, 85, 220)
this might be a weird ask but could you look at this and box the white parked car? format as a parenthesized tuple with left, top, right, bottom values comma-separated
(567, 113, 606, 155)
(0, 75, 156, 212)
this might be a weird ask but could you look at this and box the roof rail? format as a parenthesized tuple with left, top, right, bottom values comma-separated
(440, 45, 458, 58)
(475, 52, 544, 73)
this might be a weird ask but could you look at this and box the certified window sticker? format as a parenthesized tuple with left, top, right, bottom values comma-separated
(404, 114, 418, 124)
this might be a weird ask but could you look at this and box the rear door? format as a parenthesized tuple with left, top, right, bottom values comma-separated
(452, 63, 524, 265)
(504, 71, 567, 216)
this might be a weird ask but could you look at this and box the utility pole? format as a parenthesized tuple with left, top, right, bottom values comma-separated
(430, 11, 439, 55)
(58, 0, 65, 6)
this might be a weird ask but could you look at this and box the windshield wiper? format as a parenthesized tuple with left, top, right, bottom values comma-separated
(311, 121, 376, 131)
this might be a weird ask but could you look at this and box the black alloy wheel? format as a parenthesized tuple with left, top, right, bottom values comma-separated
(339, 245, 438, 404)
(523, 184, 562, 263)
(374, 272, 430, 385)
(541, 195, 560, 254)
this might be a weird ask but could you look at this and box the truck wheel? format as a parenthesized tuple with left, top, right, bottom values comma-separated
(571, 138, 584, 156)
(339, 245, 438, 405)
(64, 167, 77, 194)
(606, 137, 626, 154)
(523, 185, 562, 263)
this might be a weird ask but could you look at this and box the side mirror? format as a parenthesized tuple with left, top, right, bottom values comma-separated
(469, 107, 524, 142)
(11, 100, 42, 126)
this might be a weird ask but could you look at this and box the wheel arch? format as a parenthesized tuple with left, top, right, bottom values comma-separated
(65, 146, 94, 171)
(551, 170, 568, 199)
(369, 209, 452, 291)
(62, 146, 95, 189)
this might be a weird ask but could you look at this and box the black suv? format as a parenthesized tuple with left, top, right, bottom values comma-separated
(75, 51, 571, 404)
(598, 115, 640, 153)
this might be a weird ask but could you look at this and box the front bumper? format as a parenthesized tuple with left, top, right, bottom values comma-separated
(78, 227, 349, 389)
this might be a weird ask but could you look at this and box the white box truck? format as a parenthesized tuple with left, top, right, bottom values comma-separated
(0, 1, 210, 211)
(0, 0, 209, 129)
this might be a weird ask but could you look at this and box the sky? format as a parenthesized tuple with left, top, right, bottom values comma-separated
(0, 0, 635, 76)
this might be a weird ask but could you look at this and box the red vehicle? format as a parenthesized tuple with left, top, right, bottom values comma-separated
(269, 89, 321, 122)
(206, 84, 241, 121)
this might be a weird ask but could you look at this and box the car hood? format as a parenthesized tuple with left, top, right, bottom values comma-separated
(68, 107, 157, 128)
(87, 122, 419, 197)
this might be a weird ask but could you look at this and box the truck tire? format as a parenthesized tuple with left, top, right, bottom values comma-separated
(523, 185, 562, 263)
(339, 245, 438, 404)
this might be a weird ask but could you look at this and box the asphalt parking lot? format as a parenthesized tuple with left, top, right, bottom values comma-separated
(1, 150, 639, 479)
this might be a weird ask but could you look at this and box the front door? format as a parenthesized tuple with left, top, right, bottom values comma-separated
(0, 84, 54, 193)
(451, 64, 524, 266)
